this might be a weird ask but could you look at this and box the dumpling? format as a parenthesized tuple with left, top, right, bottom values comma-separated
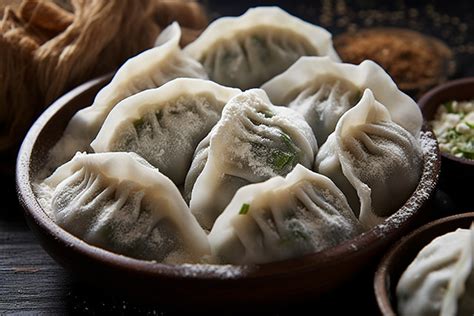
(261, 56, 422, 145)
(396, 227, 474, 316)
(47, 22, 208, 170)
(90, 78, 240, 185)
(185, 89, 318, 229)
(208, 164, 363, 264)
(35, 152, 210, 263)
(184, 7, 340, 90)
(315, 89, 423, 229)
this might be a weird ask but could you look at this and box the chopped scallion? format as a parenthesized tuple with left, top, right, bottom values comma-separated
(270, 149, 295, 171)
(280, 132, 296, 152)
(443, 101, 455, 113)
(239, 203, 250, 215)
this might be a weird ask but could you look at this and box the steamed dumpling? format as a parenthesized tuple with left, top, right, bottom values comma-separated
(185, 89, 318, 229)
(184, 7, 340, 90)
(208, 164, 363, 264)
(261, 56, 422, 145)
(91, 78, 240, 185)
(35, 152, 210, 263)
(47, 22, 208, 170)
(315, 89, 423, 228)
(396, 227, 474, 316)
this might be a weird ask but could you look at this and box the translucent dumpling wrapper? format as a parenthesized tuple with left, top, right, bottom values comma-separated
(185, 89, 318, 229)
(90, 78, 241, 185)
(396, 225, 474, 316)
(208, 164, 363, 264)
(46, 22, 208, 172)
(261, 56, 423, 145)
(315, 89, 423, 229)
(35, 152, 210, 263)
(184, 6, 340, 90)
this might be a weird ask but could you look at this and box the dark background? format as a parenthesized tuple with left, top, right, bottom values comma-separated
(2, 0, 474, 314)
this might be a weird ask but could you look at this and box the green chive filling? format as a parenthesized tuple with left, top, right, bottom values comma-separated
(270, 149, 295, 171)
(258, 109, 274, 118)
(280, 132, 295, 150)
(239, 203, 250, 215)
(269, 132, 298, 171)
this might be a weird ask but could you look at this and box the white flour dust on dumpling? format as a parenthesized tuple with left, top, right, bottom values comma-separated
(184, 7, 340, 90)
(396, 226, 474, 316)
(47, 22, 208, 172)
(315, 89, 423, 229)
(34, 152, 210, 263)
(208, 164, 363, 264)
(184, 89, 318, 229)
(262, 56, 422, 146)
(91, 78, 240, 185)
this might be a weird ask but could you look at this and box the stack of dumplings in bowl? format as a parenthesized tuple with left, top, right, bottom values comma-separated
(33, 6, 431, 267)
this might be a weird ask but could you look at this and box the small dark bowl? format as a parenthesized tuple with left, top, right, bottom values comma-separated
(375, 212, 474, 315)
(418, 77, 474, 209)
(16, 75, 440, 306)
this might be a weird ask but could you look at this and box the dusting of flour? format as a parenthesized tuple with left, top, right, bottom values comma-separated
(31, 120, 438, 273)
(374, 130, 439, 235)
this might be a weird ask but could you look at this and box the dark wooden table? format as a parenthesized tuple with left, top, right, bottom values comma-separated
(2, 0, 474, 314)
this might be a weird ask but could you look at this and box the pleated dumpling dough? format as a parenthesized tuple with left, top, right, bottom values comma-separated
(208, 165, 363, 264)
(185, 89, 318, 229)
(262, 56, 422, 145)
(37, 152, 210, 263)
(184, 7, 340, 90)
(315, 89, 423, 229)
(91, 78, 240, 185)
(396, 227, 474, 316)
(48, 22, 208, 169)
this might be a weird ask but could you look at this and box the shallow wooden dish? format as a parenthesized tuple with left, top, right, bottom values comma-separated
(418, 77, 474, 209)
(375, 212, 474, 315)
(16, 74, 441, 306)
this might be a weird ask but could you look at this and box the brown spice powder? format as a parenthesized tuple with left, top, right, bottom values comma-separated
(335, 28, 455, 96)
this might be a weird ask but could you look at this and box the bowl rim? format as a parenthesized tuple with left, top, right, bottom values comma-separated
(16, 74, 441, 281)
(374, 211, 474, 315)
(418, 76, 474, 166)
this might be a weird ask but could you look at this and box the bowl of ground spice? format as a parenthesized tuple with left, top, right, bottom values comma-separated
(418, 77, 474, 210)
(334, 28, 456, 98)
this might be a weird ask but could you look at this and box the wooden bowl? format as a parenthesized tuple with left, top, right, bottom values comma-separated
(16, 75, 441, 306)
(418, 77, 474, 209)
(374, 212, 474, 315)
